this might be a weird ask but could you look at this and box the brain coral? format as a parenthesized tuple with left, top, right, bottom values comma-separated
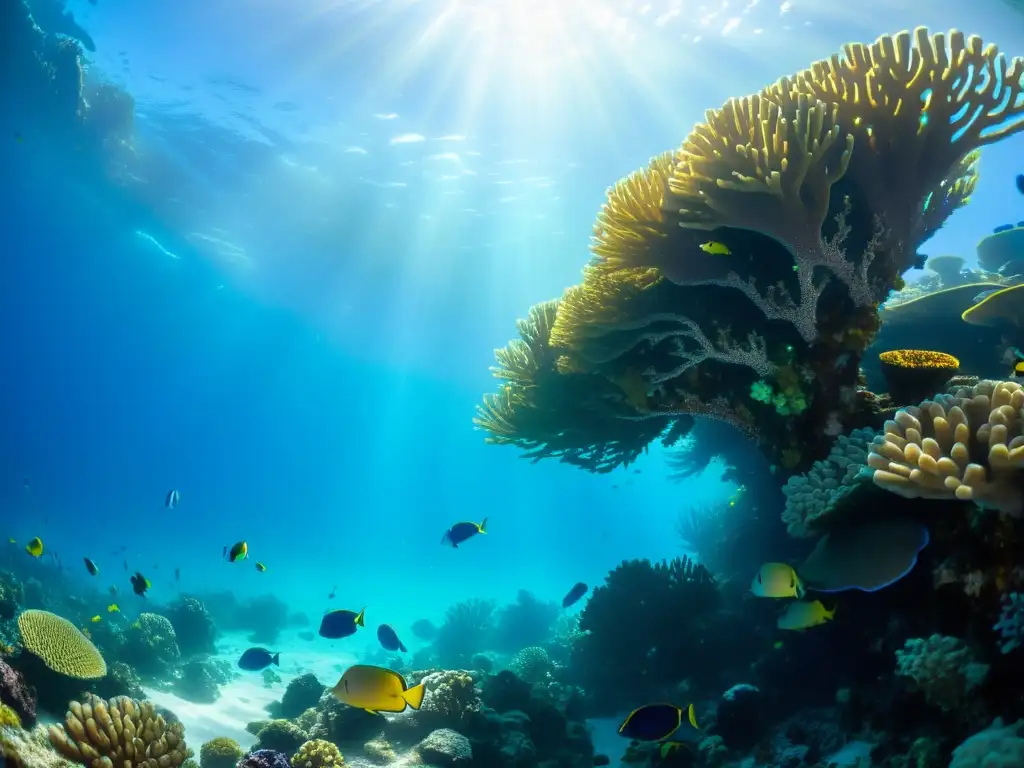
(17, 610, 107, 679)
(48, 694, 192, 768)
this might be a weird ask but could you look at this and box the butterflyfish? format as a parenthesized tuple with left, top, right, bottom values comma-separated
(618, 702, 699, 741)
(441, 518, 487, 548)
(750, 563, 805, 599)
(131, 572, 151, 596)
(332, 664, 425, 714)
(698, 241, 731, 256)
(319, 607, 366, 639)
(25, 537, 43, 557)
(777, 599, 835, 631)
(226, 541, 248, 562)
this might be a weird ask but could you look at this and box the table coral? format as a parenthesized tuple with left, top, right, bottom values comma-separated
(877, 349, 960, 405)
(17, 610, 106, 679)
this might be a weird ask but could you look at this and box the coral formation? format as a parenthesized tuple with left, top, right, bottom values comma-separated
(895, 635, 989, 712)
(0, 703, 21, 728)
(275, 673, 324, 719)
(2, 724, 78, 768)
(867, 379, 1024, 514)
(0, 658, 36, 726)
(198, 737, 241, 768)
(236, 750, 290, 768)
(48, 694, 192, 768)
(492, 590, 558, 653)
(291, 739, 344, 768)
(418, 669, 481, 728)
(123, 613, 180, 676)
(995, 592, 1024, 654)
(17, 610, 107, 679)
(253, 720, 307, 754)
(509, 646, 553, 684)
(165, 598, 217, 658)
(878, 349, 960, 405)
(416, 728, 472, 765)
(949, 718, 1024, 768)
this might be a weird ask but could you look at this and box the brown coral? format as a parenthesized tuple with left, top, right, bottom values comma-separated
(48, 694, 192, 768)
(17, 610, 106, 679)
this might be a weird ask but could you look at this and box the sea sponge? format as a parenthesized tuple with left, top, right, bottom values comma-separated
(781, 427, 876, 537)
(895, 634, 989, 712)
(867, 379, 1024, 514)
(48, 694, 192, 768)
(878, 349, 960, 405)
(291, 739, 344, 768)
(17, 610, 107, 679)
(198, 737, 242, 768)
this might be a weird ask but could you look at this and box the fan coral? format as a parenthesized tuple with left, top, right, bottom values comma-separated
(781, 427, 876, 537)
(867, 379, 1024, 514)
(198, 738, 242, 768)
(48, 694, 192, 768)
(17, 610, 107, 679)
(509, 647, 553, 684)
(894, 634, 989, 712)
(878, 349, 960, 405)
(476, 28, 1023, 473)
(995, 592, 1024, 654)
(949, 718, 1024, 768)
(291, 739, 344, 768)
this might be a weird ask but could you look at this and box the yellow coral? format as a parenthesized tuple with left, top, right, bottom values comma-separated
(48, 694, 192, 768)
(291, 739, 344, 768)
(0, 704, 21, 728)
(17, 610, 107, 679)
(878, 350, 960, 371)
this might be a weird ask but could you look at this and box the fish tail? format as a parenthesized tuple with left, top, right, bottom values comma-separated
(403, 682, 426, 710)
(687, 703, 699, 729)
(478, 517, 488, 533)
(355, 608, 366, 627)
(399, 642, 407, 653)
(272, 653, 280, 666)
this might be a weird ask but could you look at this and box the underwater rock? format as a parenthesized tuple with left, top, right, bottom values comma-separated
(416, 728, 472, 766)
(166, 597, 218, 657)
(274, 672, 325, 719)
(480, 671, 531, 714)
(0, 658, 36, 726)
(715, 683, 765, 749)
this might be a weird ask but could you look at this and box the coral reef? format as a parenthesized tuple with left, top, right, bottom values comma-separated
(416, 728, 472, 765)
(509, 646, 553, 684)
(433, 599, 496, 667)
(994, 592, 1024, 654)
(0, 572, 24, 621)
(17, 610, 106, 679)
(2, 725, 78, 768)
(165, 598, 217, 658)
(252, 720, 308, 754)
(715, 683, 765, 749)
(236, 749, 290, 768)
(878, 349, 960, 406)
(122, 613, 181, 677)
(291, 739, 344, 768)
(273, 673, 324, 719)
(949, 718, 1024, 768)
(492, 590, 558, 653)
(48, 694, 192, 768)
(198, 737, 242, 768)
(894, 635, 989, 712)
(0, 659, 36, 726)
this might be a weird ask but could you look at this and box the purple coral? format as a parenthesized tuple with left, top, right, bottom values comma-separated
(238, 749, 291, 768)
(0, 658, 36, 726)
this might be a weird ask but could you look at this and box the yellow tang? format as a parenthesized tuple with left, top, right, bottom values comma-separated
(90, 615, 102, 623)
(751, 563, 805, 599)
(698, 241, 731, 256)
(25, 537, 43, 557)
(332, 664, 426, 714)
(1014, 360, 1024, 378)
(778, 599, 835, 631)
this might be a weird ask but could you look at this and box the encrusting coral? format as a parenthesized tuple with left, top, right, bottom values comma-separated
(291, 738, 344, 768)
(17, 610, 107, 679)
(867, 379, 1024, 514)
(48, 694, 192, 768)
(878, 349, 960, 406)
(476, 27, 1024, 473)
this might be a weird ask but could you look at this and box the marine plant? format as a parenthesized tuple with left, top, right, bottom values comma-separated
(198, 737, 242, 768)
(476, 28, 1024, 473)
(0, 703, 21, 729)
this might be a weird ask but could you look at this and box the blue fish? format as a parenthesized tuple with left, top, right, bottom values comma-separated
(441, 518, 487, 548)
(1016, 174, 1024, 196)
(377, 624, 407, 653)
(238, 647, 279, 671)
(319, 607, 365, 639)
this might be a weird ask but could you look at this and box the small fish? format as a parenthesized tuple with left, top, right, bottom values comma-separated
(14, 133, 23, 143)
(174, 567, 180, 582)
(255, 562, 267, 573)
(331, 664, 425, 714)
(1016, 174, 1024, 196)
(410, 618, 438, 640)
(165, 489, 180, 508)
(237, 647, 280, 671)
(698, 240, 731, 256)
(84, 558, 99, 576)
(750, 563, 805, 599)
(7, 538, 15, 545)
(298, 631, 315, 641)
(107, 603, 120, 613)
(328, 584, 337, 600)
(226, 541, 248, 562)
(90, 615, 101, 623)
(441, 518, 487, 548)
(618, 703, 699, 741)
(123, 559, 128, 571)
(320, 608, 366, 639)
(25, 537, 43, 557)
(130, 572, 151, 597)
(777, 599, 835, 631)
(377, 624, 407, 653)
(1014, 361, 1024, 379)
(562, 582, 588, 608)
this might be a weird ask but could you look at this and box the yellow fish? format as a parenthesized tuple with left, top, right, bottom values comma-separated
(698, 240, 731, 256)
(1013, 360, 1024, 378)
(7, 538, 15, 545)
(25, 537, 43, 557)
(751, 563, 805, 599)
(332, 664, 426, 714)
(778, 599, 835, 631)
(107, 603, 120, 613)
(90, 615, 102, 623)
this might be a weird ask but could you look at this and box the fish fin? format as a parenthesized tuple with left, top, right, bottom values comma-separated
(451, 541, 459, 549)
(355, 608, 366, 627)
(478, 518, 488, 533)
(687, 703, 699, 729)
(403, 682, 426, 710)
(272, 653, 280, 666)
(399, 642, 407, 653)
(440, 532, 452, 546)
(364, 709, 377, 715)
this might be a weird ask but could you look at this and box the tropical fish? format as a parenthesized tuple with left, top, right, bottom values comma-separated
(328, 584, 337, 600)
(226, 541, 248, 562)
(410, 618, 438, 640)
(255, 562, 267, 573)
(377, 624, 407, 653)
(698, 241, 731, 256)
(320, 608, 366, 639)
(331, 664, 425, 714)
(618, 703, 699, 741)
(84, 558, 99, 576)
(7, 538, 14, 545)
(1015, 361, 1024, 378)
(441, 518, 487, 548)
(130, 572, 151, 597)
(107, 603, 120, 613)
(750, 563, 805, 599)
(25, 537, 43, 557)
(174, 567, 180, 582)
(562, 582, 588, 608)
(165, 489, 180, 508)
(1016, 174, 1024, 195)
(90, 615, 101, 623)
(777, 599, 835, 631)
(237, 647, 280, 671)
(123, 559, 128, 571)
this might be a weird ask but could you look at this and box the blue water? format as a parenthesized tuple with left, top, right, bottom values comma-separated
(4, 0, 1024, 764)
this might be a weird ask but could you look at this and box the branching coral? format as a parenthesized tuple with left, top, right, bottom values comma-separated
(781, 427, 876, 537)
(895, 635, 989, 712)
(48, 695, 192, 768)
(867, 379, 1024, 514)
(17, 610, 106, 679)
